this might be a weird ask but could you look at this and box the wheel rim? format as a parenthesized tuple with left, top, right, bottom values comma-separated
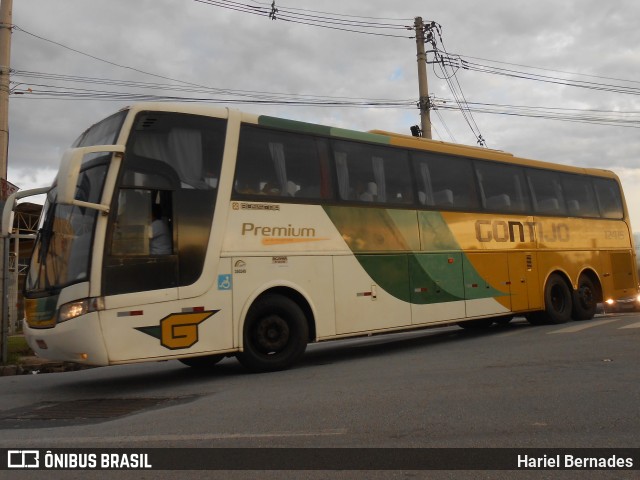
(253, 315, 290, 354)
(550, 284, 567, 312)
(579, 284, 595, 309)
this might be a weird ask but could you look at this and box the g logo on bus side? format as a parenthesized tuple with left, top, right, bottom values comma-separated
(135, 311, 219, 350)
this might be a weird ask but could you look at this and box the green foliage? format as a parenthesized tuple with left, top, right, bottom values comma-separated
(2, 336, 33, 365)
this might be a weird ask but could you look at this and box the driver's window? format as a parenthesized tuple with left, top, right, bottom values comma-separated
(111, 189, 173, 256)
(104, 189, 177, 296)
(111, 189, 152, 255)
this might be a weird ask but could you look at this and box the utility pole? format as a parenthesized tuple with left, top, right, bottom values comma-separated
(0, 0, 11, 179)
(0, 0, 11, 364)
(414, 16, 432, 139)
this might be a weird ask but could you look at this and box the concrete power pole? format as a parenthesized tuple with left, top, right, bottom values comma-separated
(414, 16, 432, 140)
(0, 0, 11, 179)
(0, 0, 11, 364)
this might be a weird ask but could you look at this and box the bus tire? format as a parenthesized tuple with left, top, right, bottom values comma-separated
(572, 276, 597, 320)
(542, 273, 573, 324)
(237, 294, 309, 373)
(179, 354, 225, 368)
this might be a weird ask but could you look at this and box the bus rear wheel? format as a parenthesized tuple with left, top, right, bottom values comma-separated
(572, 276, 598, 320)
(237, 294, 309, 373)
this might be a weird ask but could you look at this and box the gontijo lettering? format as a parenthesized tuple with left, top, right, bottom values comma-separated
(475, 220, 570, 243)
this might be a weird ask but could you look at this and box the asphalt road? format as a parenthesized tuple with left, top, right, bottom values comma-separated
(0, 313, 638, 479)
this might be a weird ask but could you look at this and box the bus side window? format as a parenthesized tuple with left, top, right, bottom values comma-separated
(382, 152, 413, 205)
(593, 178, 624, 219)
(526, 169, 567, 215)
(411, 152, 478, 210)
(332, 140, 411, 205)
(234, 126, 328, 201)
(561, 173, 599, 217)
(475, 161, 530, 213)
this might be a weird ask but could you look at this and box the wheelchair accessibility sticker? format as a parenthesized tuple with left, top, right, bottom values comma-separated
(218, 274, 232, 291)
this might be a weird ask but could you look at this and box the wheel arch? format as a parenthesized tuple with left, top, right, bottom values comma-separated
(541, 268, 573, 294)
(577, 267, 603, 303)
(539, 268, 574, 311)
(238, 283, 317, 348)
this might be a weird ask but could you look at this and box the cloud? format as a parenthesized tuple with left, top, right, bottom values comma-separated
(6, 0, 640, 228)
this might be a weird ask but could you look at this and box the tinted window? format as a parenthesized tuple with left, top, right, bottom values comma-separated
(234, 126, 333, 200)
(475, 162, 530, 213)
(561, 174, 599, 217)
(412, 152, 479, 210)
(593, 178, 624, 219)
(527, 169, 567, 215)
(332, 140, 412, 205)
(72, 110, 127, 148)
(26, 164, 108, 294)
(104, 112, 226, 295)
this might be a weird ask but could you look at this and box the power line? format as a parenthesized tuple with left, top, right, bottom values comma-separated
(426, 22, 486, 146)
(14, 19, 640, 135)
(246, 0, 413, 22)
(13, 25, 228, 93)
(450, 52, 640, 87)
(432, 97, 640, 129)
(12, 69, 640, 129)
(436, 53, 640, 97)
(11, 69, 415, 107)
(194, 0, 414, 38)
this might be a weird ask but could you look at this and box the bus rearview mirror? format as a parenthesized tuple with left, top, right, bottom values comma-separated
(57, 145, 125, 212)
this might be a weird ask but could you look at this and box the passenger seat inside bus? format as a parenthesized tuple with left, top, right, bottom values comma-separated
(537, 197, 560, 213)
(485, 193, 511, 210)
(433, 189, 454, 207)
(286, 181, 300, 197)
(359, 182, 378, 202)
(567, 200, 581, 215)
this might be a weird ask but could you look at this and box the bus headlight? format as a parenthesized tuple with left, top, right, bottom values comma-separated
(58, 297, 105, 323)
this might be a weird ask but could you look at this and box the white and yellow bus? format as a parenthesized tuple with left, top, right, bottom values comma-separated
(12, 103, 639, 371)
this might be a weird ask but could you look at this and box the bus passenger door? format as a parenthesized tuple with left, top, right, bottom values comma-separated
(507, 252, 542, 312)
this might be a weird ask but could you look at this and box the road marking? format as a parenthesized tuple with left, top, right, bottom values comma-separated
(548, 318, 619, 334)
(619, 321, 640, 329)
(0, 429, 348, 446)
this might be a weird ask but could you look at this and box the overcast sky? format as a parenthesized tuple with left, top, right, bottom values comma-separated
(7, 0, 640, 229)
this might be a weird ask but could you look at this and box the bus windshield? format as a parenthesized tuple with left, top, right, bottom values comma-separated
(25, 111, 126, 295)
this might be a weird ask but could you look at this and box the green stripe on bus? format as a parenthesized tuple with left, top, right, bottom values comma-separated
(323, 205, 507, 304)
(258, 116, 332, 136)
(329, 127, 390, 144)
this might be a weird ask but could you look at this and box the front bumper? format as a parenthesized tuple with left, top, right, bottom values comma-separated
(23, 312, 110, 366)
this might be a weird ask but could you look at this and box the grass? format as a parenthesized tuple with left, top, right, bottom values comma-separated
(2, 335, 34, 365)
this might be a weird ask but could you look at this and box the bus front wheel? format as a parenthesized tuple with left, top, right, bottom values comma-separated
(542, 273, 573, 324)
(237, 294, 309, 372)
